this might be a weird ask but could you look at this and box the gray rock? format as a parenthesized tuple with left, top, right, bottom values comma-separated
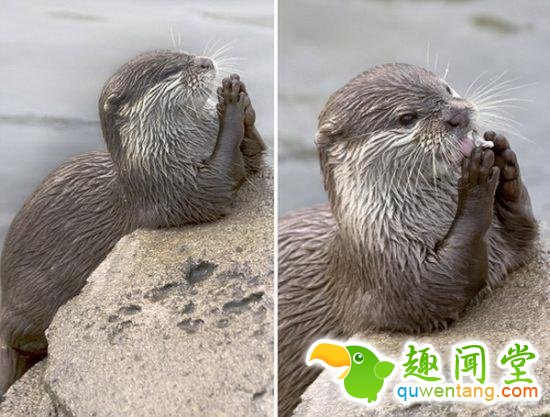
(1, 170, 273, 417)
(294, 243, 549, 417)
(0, 361, 56, 417)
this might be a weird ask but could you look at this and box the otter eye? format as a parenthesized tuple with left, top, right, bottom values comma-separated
(446, 85, 453, 95)
(398, 113, 418, 128)
(353, 353, 364, 364)
(161, 66, 183, 79)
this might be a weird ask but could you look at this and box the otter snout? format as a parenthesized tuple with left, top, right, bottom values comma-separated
(194, 56, 215, 72)
(445, 107, 471, 130)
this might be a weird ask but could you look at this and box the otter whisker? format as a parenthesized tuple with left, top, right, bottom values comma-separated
(169, 27, 178, 51)
(211, 55, 237, 68)
(215, 62, 245, 74)
(469, 71, 512, 95)
(216, 56, 246, 63)
(210, 41, 237, 62)
(477, 111, 522, 127)
(413, 152, 429, 194)
(212, 41, 236, 57)
(475, 96, 533, 106)
(477, 108, 521, 121)
(476, 101, 531, 112)
(468, 75, 535, 145)
(202, 38, 212, 57)
(467, 70, 510, 101)
(215, 56, 244, 70)
(476, 107, 526, 125)
(168, 27, 183, 52)
(431, 147, 439, 191)
(464, 70, 489, 98)
(439, 145, 456, 174)
(471, 83, 525, 108)
(216, 65, 242, 76)
(204, 38, 229, 59)
(475, 103, 530, 122)
(477, 114, 534, 144)
(477, 119, 522, 138)
(212, 53, 235, 69)
(472, 82, 536, 104)
(470, 82, 535, 115)
(402, 148, 425, 195)
(203, 37, 221, 57)
(443, 59, 451, 81)
(215, 60, 242, 68)
(211, 51, 243, 77)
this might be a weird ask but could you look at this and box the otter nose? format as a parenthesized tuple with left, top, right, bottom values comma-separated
(196, 57, 215, 71)
(445, 108, 470, 129)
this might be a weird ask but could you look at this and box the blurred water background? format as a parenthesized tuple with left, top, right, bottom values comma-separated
(0, 0, 273, 248)
(279, 0, 550, 237)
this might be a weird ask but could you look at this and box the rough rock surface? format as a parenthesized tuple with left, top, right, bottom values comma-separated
(294, 243, 549, 417)
(0, 170, 273, 417)
(0, 361, 53, 417)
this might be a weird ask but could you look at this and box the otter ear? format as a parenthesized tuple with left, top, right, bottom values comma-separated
(102, 92, 125, 114)
(315, 121, 337, 148)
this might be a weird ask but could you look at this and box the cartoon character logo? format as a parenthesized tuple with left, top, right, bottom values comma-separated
(306, 339, 395, 404)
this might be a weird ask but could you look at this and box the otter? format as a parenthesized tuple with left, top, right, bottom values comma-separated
(278, 63, 537, 416)
(0, 50, 265, 394)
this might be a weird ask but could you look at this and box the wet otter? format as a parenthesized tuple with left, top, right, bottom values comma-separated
(278, 63, 537, 416)
(0, 50, 265, 394)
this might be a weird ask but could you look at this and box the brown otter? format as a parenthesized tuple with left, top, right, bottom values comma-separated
(0, 50, 265, 394)
(278, 63, 538, 416)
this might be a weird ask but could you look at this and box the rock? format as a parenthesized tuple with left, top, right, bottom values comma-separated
(0, 361, 55, 417)
(293, 243, 549, 417)
(0, 169, 273, 417)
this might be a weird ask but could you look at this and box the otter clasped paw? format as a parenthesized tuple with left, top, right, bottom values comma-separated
(216, 75, 247, 139)
(483, 131, 522, 203)
(457, 146, 500, 231)
(226, 74, 266, 174)
(224, 74, 256, 128)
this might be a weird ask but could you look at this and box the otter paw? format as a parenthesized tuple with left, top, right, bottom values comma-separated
(217, 77, 246, 121)
(457, 146, 499, 228)
(237, 86, 256, 128)
(483, 131, 521, 202)
(243, 94, 256, 128)
(460, 146, 499, 190)
(228, 74, 256, 128)
(216, 88, 225, 115)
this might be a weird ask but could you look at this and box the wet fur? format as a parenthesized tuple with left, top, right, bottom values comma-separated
(278, 64, 537, 416)
(0, 51, 265, 394)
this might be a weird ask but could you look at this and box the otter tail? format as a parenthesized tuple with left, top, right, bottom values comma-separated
(0, 343, 41, 398)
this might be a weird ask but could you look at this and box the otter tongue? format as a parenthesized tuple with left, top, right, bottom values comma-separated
(459, 133, 494, 157)
(459, 136, 475, 157)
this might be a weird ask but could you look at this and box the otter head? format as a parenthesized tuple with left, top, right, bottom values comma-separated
(98, 50, 218, 173)
(315, 63, 480, 231)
